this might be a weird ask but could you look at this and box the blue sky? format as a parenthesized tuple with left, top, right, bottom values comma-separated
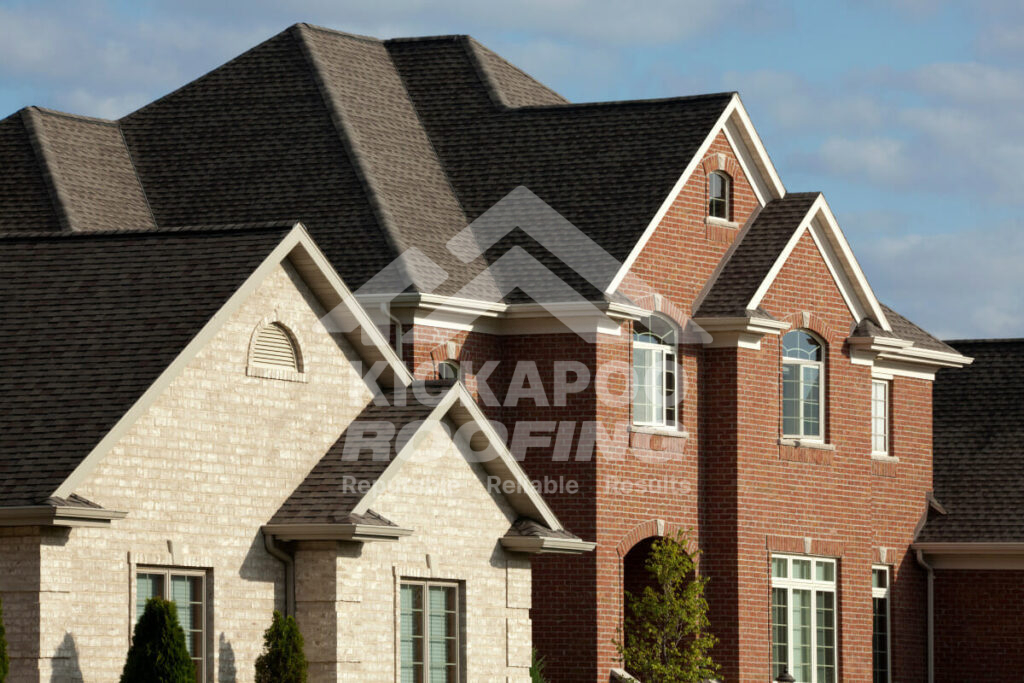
(2, 0, 1023, 338)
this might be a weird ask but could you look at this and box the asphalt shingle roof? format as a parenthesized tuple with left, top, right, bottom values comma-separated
(696, 192, 821, 318)
(0, 225, 292, 506)
(269, 383, 449, 525)
(919, 339, 1024, 543)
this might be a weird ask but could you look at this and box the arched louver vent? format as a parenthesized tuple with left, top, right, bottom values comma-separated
(251, 323, 299, 371)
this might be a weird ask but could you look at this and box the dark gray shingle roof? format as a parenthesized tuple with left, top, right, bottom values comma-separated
(696, 192, 821, 317)
(919, 339, 1024, 543)
(0, 225, 292, 506)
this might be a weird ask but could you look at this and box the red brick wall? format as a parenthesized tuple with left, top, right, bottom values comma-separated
(397, 128, 935, 681)
(934, 569, 1024, 681)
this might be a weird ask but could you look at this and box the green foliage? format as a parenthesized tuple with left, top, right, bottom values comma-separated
(615, 531, 720, 683)
(254, 611, 308, 683)
(120, 597, 194, 683)
(529, 647, 547, 683)
(0, 596, 9, 683)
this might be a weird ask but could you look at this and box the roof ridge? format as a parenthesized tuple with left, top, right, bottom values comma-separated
(22, 106, 119, 126)
(19, 107, 74, 231)
(292, 23, 410, 259)
(0, 221, 297, 241)
(384, 34, 468, 44)
(946, 337, 1024, 344)
(296, 22, 383, 44)
(509, 91, 736, 112)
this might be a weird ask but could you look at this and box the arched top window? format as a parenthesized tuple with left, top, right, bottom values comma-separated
(782, 330, 824, 439)
(437, 360, 460, 381)
(708, 171, 731, 220)
(633, 314, 679, 428)
(247, 321, 305, 382)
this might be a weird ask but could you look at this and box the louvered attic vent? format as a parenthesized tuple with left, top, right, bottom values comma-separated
(252, 323, 299, 370)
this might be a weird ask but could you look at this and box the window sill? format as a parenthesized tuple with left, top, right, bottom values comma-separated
(871, 453, 899, 462)
(778, 438, 835, 451)
(630, 425, 689, 439)
(705, 216, 739, 229)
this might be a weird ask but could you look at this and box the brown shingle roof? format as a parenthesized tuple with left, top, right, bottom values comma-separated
(0, 224, 293, 506)
(919, 339, 1024, 543)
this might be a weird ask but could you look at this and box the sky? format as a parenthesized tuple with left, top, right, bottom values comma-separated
(2, 0, 1023, 339)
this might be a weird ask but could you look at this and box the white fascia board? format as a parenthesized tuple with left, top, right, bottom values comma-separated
(747, 195, 891, 331)
(500, 535, 597, 555)
(913, 542, 1024, 554)
(53, 223, 413, 500)
(260, 523, 413, 542)
(606, 95, 786, 294)
(915, 542, 1024, 568)
(692, 315, 790, 350)
(0, 505, 128, 528)
(406, 300, 639, 336)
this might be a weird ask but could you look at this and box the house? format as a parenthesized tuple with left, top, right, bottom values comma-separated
(918, 339, 1024, 681)
(0, 21, 1008, 683)
(0, 224, 592, 681)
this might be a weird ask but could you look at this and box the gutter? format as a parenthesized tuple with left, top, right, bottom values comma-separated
(499, 535, 597, 555)
(264, 533, 295, 617)
(0, 505, 127, 528)
(915, 549, 935, 683)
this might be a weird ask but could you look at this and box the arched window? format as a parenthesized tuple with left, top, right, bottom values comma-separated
(437, 360, 459, 381)
(632, 314, 678, 428)
(782, 330, 823, 439)
(708, 171, 730, 220)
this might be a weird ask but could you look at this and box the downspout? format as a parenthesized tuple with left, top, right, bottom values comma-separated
(915, 549, 935, 683)
(382, 303, 403, 361)
(264, 533, 295, 617)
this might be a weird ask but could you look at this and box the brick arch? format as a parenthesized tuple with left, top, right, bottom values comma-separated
(699, 152, 743, 181)
(615, 519, 697, 558)
(628, 293, 690, 338)
(428, 340, 460, 363)
(778, 311, 844, 347)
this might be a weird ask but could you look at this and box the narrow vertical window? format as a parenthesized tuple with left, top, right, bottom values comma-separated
(873, 567, 891, 683)
(782, 330, 825, 440)
(771, 555, 837, 683)
(135, 569, 206, 683)
(632, 314, 678, 428)
(401, 581, 460, 683)
(708, 171, 730, 219)
(871, 380, 890, 455)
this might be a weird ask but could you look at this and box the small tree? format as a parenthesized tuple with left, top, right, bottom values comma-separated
(254, 611, 307, 683)
(120, 597, 193, 683)
(0, 596, 9, 683)
(615, 531, 719, 682)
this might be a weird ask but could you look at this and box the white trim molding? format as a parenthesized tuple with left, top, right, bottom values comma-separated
(608, 94, 786, 294)
(691, 315, 790, 350)
(913, 542, 1024, 570)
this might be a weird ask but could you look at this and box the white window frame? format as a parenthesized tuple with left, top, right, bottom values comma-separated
(399, 579, 462, 683)
(770, 554, 838, 683)
(709, 170, 731, 220)
(782, 330, 825, 441)
(871, 380, 890, 456)
(632, 315, 678, 428)
(134, 567, 207, 683)
(437, 360, 460, 381)
(872, 566, 891, 683)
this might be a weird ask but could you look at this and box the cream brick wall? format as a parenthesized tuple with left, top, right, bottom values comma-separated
(30, 261, 374, 681)
(3, 259, 538, 682)
(294, 419, 533, 683)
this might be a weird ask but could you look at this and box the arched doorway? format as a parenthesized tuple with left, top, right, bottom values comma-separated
(623, 536, 661, 623)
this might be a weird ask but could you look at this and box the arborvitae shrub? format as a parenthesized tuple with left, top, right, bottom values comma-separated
(120, 597, 193, 683)
(254, 610, 307, 683)
(0, 595, 9, 683)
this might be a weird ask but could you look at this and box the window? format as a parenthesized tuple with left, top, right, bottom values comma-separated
(872, 566, 891, 683)
(437, 360, 459, 381)
(136, 568, 206, 682)
(401, 581, 460, 683)
(871, 380, 889, 455)
(632, 314, 678, 428)
(708, 171, 730, 220)
(771, 555, 837, 683)
(782, 330, 824, 440)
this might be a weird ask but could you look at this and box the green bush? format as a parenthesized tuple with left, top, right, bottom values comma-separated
(0, 596, 9, 683)
(254, 611, 307, 683)
(529, 648, 547, 683)
(120, 597, 194, 683)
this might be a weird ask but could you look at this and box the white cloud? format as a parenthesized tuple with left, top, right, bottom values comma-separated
(854, 219, 1024, 338)
(810, 137, 913, 187)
